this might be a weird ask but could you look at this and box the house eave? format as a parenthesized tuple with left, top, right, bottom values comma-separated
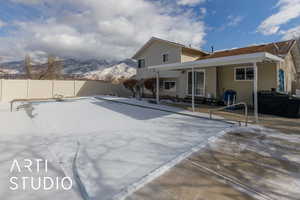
(149, 52, 284, 71)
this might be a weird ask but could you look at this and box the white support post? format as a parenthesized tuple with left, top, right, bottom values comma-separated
(156, 71, 159, 104)
(192, 67, 195, 112)
(253, 62, 259, 123)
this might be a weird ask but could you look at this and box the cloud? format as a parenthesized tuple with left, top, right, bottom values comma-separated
(177, 0, 206, 6)
(1, 0, 206, 61)
(258, 0, 300, 35)
(216, 15, 243, 31)
(0, 20, 6, 28)
(199, 7, 207, 18)
(11, 0, 41, 4)
(280, 25, 300, 39)
(227, 15, 243, 27)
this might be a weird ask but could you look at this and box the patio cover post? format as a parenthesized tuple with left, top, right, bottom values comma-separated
(156, 71, 159, 104)
(253, 62, 259, 122)
(192, 67, 195, 112)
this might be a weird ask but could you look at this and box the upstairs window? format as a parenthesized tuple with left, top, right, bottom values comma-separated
(163, 54, 169, 63)
(138, 59, 145, 68)
(235, 67, 254, 81)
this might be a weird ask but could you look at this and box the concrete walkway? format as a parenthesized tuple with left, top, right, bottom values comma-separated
(126, 104, 300, 200)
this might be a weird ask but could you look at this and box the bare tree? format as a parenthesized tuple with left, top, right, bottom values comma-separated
(123, 79, 138, 97)
(40, 56, 63, 80)
(25, 55, 32, 79)
(144, 78, 157, 98)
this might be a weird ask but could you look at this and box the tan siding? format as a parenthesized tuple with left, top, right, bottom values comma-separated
(136, 41, 181, 67)
(217, 63, 277, 104)
(181, 50, 201, 62)
(176, 68, 217, 98)
(205, 67, 217, 98)
(278, 52, 297, 93)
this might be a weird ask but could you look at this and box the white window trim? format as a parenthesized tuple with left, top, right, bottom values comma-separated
(234, 66, 254, 82)
(163, 80, 176, 91)
(138, 57, 146, 68)
(186, 69, 206, 97)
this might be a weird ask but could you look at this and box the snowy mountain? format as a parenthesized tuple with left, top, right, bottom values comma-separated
(85, 62, 137, 83)
(0, 58, 137, 82)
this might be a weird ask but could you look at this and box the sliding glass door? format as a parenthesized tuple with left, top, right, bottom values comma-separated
(187, 70, 205, 96)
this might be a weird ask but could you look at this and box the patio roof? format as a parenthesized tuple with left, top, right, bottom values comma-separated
(149, 52, 284, 71)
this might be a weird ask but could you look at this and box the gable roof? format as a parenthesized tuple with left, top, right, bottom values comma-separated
(198, 40, 297, 61)
(132, 37, 208, 59)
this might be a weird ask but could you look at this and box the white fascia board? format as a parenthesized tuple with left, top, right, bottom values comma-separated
(149, 52, 284, 71)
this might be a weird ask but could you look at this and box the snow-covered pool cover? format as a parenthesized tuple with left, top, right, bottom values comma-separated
(0, 96, 232, 200)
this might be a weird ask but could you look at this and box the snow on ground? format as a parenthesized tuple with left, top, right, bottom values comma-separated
(0, 96, 234, 200)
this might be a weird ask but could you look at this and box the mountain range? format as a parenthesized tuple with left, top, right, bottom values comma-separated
(0, 58, 137, 83)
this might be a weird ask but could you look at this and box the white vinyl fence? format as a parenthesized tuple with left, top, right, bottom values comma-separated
(0, 79, 131, 102)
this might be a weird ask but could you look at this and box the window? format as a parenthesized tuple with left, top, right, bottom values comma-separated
(164, 81, 176, 91)
(187, 71, 205, 96)
(235, 67, 254, 81)
(159, 80, 164, 89)
(163, 54, 169, 63)
(138, 59, 145, 68)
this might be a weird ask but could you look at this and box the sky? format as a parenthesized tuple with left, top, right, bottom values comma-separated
(0, 0, 299, 62)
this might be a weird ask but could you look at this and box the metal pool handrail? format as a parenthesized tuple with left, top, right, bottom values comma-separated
(10, 96, 64, 112)
(209, 102, 248, 126)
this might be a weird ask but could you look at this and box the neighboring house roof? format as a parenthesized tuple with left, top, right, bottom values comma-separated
(198, 40, 297, 61)
(132, 37, 208, 59)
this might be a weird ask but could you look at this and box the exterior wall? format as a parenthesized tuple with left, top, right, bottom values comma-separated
(175, 68, 217, 99)
(217, 63, 277, 104)
(135, 41, 203, 80)
(278, 52, 297, 93)
(136, 41, 181, 68)
(137, 68, 181, 79)
(135, 41, 182, 79)
(206, 67, 217, 98)
(181, 49, 201, 62)
(0, 80, 130, 102)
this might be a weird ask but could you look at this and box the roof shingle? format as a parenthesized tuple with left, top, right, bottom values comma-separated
(198, 40, 296, 60)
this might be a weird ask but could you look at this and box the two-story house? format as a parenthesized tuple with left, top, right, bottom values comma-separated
(132, 37, 209, 97)
(132, 37, 300, 108)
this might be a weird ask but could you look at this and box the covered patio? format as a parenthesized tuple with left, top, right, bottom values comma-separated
(149, 52, 284, 122)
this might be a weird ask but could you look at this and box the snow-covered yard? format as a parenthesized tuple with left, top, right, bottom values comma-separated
(0, 96, 233, 200)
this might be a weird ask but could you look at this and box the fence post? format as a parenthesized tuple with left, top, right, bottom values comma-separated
(52, 80, 54, 98)
(73, 80, 76, 97)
